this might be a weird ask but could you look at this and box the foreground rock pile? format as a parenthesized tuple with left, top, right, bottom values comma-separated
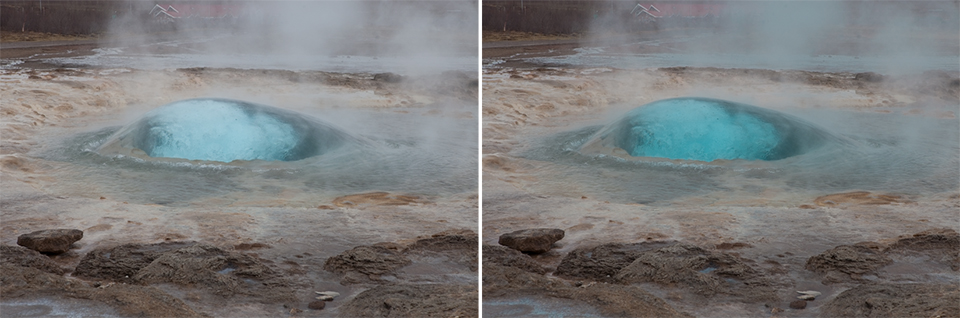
(2, 229, 479, 317)
(485, 227, 960, 317)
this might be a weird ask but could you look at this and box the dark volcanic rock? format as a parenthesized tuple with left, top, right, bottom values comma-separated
(133, 244, 295, 303)
(498, 228, 565, 253)
(614, 243, 778, 301)
(482, 263, 563, 297)
(1, 264, 79, 298)
(888, 228, 959, 251)
(324, 230, 478, 285)
(555, 241, 675, 282)
(339, 284, 477, 318)
(17, 229, 83, 254)
(482, 244, 547, 274)
(820, 284, 960, 318)
(372, 72, 403, 83)
(854, 72, 884, 83)
(789, 300, 807, 309)
(307, 300, 326, 310)
(1, 264, 202, 317)
(405, 230, 479, 271)
(323, 245, 411, 283)
(886, 228, 960, 271)
(74, 242, 196, 283)
(483, 264, 692, 318)
(0, 245, 65, 275)
(806, 244, 892, 283)
(406, 230, 477, 252)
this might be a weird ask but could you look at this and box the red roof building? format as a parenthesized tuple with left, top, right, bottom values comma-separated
(149, 3, 243, 23)
(632, 2, 725, 19)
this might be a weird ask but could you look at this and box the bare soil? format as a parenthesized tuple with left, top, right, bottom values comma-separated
(482, 30, 582, 43)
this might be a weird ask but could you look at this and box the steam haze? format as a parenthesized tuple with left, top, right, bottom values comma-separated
(584, 1, 960, 74)
(106, 0, 478, 74)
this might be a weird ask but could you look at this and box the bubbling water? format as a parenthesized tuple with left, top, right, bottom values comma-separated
(581, 98, 839, 162)
(97, 98, 353, 162)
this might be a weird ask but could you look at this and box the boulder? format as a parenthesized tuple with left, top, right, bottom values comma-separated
(17, 229, 83, 254)
(498, 228, 564, 253)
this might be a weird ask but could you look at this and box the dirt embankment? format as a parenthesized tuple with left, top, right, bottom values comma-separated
(1, 31, 105, 60)
(1, 31, 100, 43)
(483, 30, 582, 43)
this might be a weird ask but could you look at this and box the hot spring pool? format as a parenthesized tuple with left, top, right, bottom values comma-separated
(581, 98, 841, 162)
(35, 98, 477, 206)
(97, 98, 357, 162)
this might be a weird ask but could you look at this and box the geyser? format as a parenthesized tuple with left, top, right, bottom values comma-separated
(583, 98, 837, 162)
(98, 98, 353, 162)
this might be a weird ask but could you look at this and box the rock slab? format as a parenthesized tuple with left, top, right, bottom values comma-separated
(0, 245, 65, 275)
(17, 229, 83, 254)
(498, 228, 565, 253)
(820, 283, 959, 318)
(482, 244, 547, 274)
(339, 284, 477, 318)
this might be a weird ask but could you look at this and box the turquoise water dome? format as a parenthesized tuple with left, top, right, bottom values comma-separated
(99, 98, 352, 162)
(600, 98, 834, 161)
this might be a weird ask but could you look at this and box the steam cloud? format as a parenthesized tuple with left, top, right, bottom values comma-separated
(107, 0, 478, 74)
(588, 1, 959, 74)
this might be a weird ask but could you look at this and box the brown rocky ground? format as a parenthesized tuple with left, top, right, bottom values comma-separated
(484, 229, 959, 317)
(2, 231, 479, 317)
(1, 31, 100, 43)
(482, 30, 582, 43)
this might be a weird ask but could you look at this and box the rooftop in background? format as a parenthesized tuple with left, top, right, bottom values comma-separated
(631, 3, 724, 19)
(149, 3, 244, 22)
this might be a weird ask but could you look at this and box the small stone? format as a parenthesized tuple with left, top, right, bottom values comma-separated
(17, 229, 83, 254)
(789, 300, 807, 309)
(498, 228, 565, 253)
(308, 300, 326, 310)
(373, 72, 403, 83)
(797, 290, 821, 300)
(854, 72, 884, 83)
(314, 291, 340, 301)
